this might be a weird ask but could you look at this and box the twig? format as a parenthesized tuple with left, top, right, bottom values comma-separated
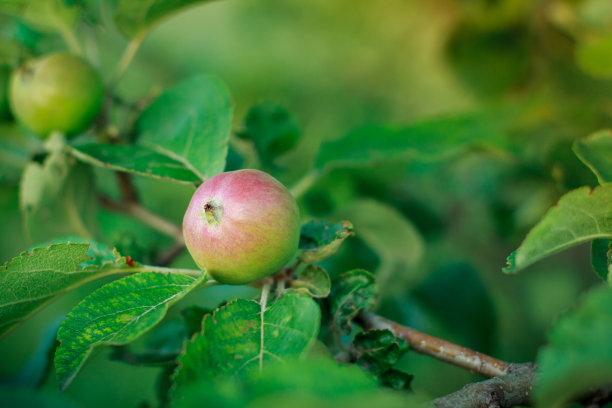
(108, 31, 146, 89)
(259, 283, 271, 372)
(432, 363, 536, 408)
(99, 196, 184, 243)
(156, 241, 187, 267)
(359, 312, 510, 378)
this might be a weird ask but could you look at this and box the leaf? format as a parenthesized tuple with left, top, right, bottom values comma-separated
(503, 185, 612, 274)
(337, 199, 425, 293)
(414, 263, 497, 351)
(378, 369, 414, 391)
(329, 269, 377, 334)
(574, 129, 612, 184)
(237, 102, 300, 165)
(55, 271, 205, 390)
(174, 358, 427, 408)
(0, 241, 136, 338)
(20, 134, 98, 243)
(353, 329, 409, 376)
(0, 387, 77, 408)
(114, 0, 217, 38)
(134, 74, 232, 181)
(0, 0, 80, 33)
(0, 124, 42, 184)
(315, 109, 513, 170)
(292, 265, 331, 298)
(299, 220, 354, 263)
(110, 318, 188, 366)
(591, 239, 612, 283)
(171, 292, 320, 396)
(69, 144, 201, 184)
(576, 35, 612, 78)
(536, 287, 612, 407)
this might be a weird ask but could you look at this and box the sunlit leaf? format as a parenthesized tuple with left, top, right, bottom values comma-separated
(316, 110, 513, 170)
(55, 271, 205, 389)
(172, 292, 320, 397)
(0, 241, 137, 338)
(135, 74, 232, 182)
(504, 185, 612, 273)
(69, 144, 201, 184)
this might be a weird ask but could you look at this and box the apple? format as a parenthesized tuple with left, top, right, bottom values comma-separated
(183, 169, 300, 285)
(9, 53, 104, 137)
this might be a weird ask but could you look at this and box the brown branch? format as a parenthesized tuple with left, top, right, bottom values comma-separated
(359, 312, 510, 378)
(432, 363, 536, 408)
(99, 196, 184, 244)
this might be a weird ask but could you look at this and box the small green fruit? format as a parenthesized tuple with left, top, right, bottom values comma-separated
(9, 53, 104, 137)
(183, 169, 300, 285)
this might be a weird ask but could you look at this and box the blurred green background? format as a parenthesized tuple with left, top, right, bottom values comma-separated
(1, 0, 611, 406)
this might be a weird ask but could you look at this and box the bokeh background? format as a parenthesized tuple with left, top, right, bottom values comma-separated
(2, 0, 611, 406)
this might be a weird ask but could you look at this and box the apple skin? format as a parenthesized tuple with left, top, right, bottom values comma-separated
(9, 53, 104, 137)
(183, 169, 300, 285)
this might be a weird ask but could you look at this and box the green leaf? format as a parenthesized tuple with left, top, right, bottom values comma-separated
(0, 124, 42, 184)
(174, 358, 428, 408)
(503, 185, 612, 273)
(110, 318, 188, 366)
(353, 329, 409, 376)
(292, 265, 331, 298)
(576, 35, 612, 78)
(378, 369, 414, 391)
(114, 0, 217, 38)
(315, 110, 512, 170)
(20, 135, 97, 243)
(55, 271, 205, 389)
(299, 220, 354, 263)
(172, 292, 320, 396)
(591, 239, 612, 283)
(69, 143, 201, 184)
(574, 130, 612, 184)
(0, 387, 77, 408)
(237, 102, 300, 165)
(337, 199, 425, 293)
(135, 74, 232, 181)
(0, 0, 80, 33)
(181, 305, 211, 337)
(536, 287, 612, 407)
(0, 241, 136, 338)
(329, 269, 377, 334)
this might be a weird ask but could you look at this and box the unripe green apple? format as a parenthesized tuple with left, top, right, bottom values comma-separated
(183, 169, 300, 285)
(9, 53, 104, 137)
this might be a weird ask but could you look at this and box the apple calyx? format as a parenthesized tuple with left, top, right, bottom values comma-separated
(203, 199, 223, 226)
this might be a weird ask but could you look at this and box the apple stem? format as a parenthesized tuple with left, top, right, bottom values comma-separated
(258, 282, 271, 372)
